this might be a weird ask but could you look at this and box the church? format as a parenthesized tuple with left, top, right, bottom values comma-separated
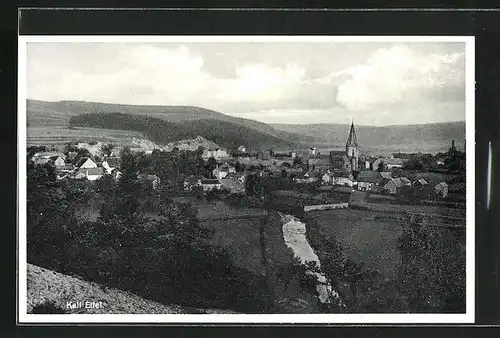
(308, 121, 360, 173)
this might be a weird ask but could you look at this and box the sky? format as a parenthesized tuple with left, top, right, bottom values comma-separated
(26, 41, 467, 126)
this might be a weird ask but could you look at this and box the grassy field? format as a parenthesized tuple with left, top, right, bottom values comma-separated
(306, 209, 404, 279)
(27, 126, 145, 146)
(200, 218, 266, 276)
(27, 263, 236, 314)
(306, 208, 466, 280)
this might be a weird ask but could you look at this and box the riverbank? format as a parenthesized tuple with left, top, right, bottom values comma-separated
(279, 213, 345, 311)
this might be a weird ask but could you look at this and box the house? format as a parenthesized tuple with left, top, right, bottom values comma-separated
(238, 145, 247, 153)
(309, 147, 316, 156)
(385, 158, 406, 169)
(413, 178, 428, 187)
(212, 163, 236, 180)
(329, 151, 351, 171)
(384, 178, 405, 195)
(308, 155, 333, 171)
(399, 177, 412, 186)
(78, 158, 98, 169)
(225, 172, 246, 184)
(76, 142, 104, 157)
(434, 182, 449, 198)
(52, 156, 66, 167)
(332, 172, 355, 187)
(356, 171, 383, 191)
(293, 172, 318, 184)
(380, 171, 392, 180)
(75, 167, 104, 181)
(372, 157, 406, 170)
(412, 178, 428, 197)
(200, 179, 222, 192)
(202, 148, 230, 161)
(220, 176, 245, 193)
(102, 157, 121, 174)
(31, 152, 66, 165)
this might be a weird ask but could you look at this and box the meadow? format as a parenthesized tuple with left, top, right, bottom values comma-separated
(27, 126, 145, 146)
(305, 208, 466, 279)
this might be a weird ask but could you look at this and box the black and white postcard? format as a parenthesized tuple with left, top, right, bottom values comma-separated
(17, 35, 475, 324)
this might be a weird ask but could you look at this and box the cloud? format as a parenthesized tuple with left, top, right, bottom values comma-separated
(26, 42, 466, 125)
(335, 46, 465, 111)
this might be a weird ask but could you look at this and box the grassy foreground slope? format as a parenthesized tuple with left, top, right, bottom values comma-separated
(27, 263, 236, 314)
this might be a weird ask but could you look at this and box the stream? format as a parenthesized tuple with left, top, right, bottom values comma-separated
(279, 213, 345, 309)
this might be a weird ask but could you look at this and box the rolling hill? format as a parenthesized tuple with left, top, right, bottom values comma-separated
(26, 100, 466, 154)
(69, 113, 297, 151)
(27, 100, 319, 148)
(271, 122, 466, 155)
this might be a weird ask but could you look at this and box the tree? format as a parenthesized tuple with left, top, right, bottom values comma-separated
(101, 143, 114, 157)
(205, 157, 218, 178)
(377, 161, 386, 172)
(397, 213, 466, 312)
(245, 174, 265, 196)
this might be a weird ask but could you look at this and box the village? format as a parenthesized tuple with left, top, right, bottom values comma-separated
(28, 121, 466, 213)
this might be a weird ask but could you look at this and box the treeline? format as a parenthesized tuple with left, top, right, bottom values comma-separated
(69, 113, 295, 151)
(26, 152, 272, 312)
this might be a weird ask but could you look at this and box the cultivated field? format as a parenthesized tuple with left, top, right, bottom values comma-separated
(27, 126, 145, 147)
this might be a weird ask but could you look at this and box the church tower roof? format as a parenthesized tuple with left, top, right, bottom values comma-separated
(346, 121, 359, 148)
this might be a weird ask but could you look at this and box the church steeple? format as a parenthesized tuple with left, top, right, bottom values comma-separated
(345, 120, 359, 171)
(346, 120, 359, 148)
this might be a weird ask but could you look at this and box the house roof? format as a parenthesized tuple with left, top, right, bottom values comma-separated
(77, 157, 96, 168)
(392, 178, 405, 188)
(332, 172, 352, 178)
(329, 150, 346, 157)
(315, 155, 332, 166)
(414, 178, 428, 185)
(356, 170, 383, 184)
(380, 171, 392, 179)
(385, 158, 405, 165)
(33, 152, 65, 159)
(224, 172, 245, 180)
(400, 177, 411, 185)
(200, 179, 221, 185)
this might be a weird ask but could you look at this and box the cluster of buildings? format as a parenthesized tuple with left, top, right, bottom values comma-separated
(31, 151, 122, 181)
(30, 122, 456, 201)
(184, 163, 247, 194)
(287, 122, 450, 199)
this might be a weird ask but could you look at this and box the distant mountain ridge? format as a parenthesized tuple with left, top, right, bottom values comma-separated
(271, 121, 466, 154)
(27, 100, 465, 154)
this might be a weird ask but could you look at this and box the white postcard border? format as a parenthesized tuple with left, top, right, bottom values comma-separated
(17, 35, 475, 324)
